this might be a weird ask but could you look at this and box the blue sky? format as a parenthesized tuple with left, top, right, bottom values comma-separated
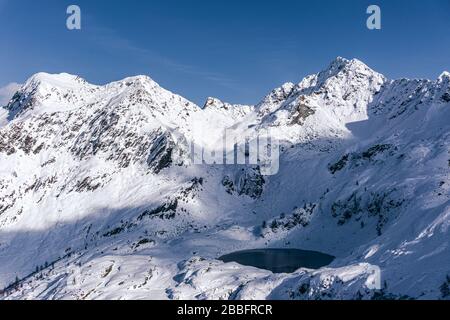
(0, 0, 449, 105)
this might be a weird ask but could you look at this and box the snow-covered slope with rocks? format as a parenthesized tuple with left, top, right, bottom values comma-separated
(0, 57, 449, 300)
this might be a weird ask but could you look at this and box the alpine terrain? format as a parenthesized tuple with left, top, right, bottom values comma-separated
(0, 57, 449, 300)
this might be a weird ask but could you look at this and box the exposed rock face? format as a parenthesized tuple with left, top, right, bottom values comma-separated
(288, 96, 316, 126)
(222, 167, 265, 199)
(146, 131, 175, 174)
(236, 167, 265, 199)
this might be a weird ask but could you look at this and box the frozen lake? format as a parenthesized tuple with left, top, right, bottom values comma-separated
(219, 248, 335, 273)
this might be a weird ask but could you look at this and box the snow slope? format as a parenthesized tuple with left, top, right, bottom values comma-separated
(0, 58, 449, 300)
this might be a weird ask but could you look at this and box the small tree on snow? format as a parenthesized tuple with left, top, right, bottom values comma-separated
(441, 281, 450, 298)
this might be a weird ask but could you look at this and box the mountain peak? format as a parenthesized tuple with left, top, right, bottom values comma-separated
(24, 72, 89, 90)
(438, 71, 450, 82)
(4, 73, 99, 121)
(320, 57, 376, 79)
(329, 56, 350, 68)
(203, 97, 224, 109)
(111, 75, 158, 87)
(23, 73, 160, 92)
(300, 57, 385, 94)
(325, 56, 365, 73)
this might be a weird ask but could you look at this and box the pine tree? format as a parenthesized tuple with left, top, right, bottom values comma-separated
(441, 281, 450, 298)
(270, 220, 278, 230)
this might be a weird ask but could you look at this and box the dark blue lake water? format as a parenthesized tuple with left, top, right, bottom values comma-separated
(219, 248, 335, 273)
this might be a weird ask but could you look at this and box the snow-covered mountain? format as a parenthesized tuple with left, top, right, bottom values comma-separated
(0, 57, 449, 300)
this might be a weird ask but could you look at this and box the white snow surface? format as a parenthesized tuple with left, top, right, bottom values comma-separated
(0, 58, 449, 300)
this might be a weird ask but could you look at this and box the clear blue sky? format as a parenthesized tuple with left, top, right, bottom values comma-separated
(1, 0, 449, 105)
